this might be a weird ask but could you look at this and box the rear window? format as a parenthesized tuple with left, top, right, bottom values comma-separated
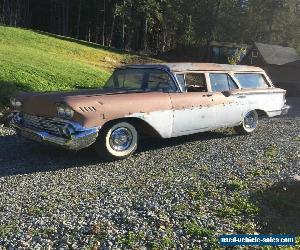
(235, 73, 270, 89)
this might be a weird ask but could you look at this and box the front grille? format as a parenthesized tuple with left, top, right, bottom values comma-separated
(22, 113, 65, 136)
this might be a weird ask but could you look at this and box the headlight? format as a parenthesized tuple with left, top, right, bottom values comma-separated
(59, 124, 76, 138)
(10, 98, 22, 108)
(56, 103, 74, 118)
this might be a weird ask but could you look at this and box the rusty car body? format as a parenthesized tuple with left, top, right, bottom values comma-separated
(10, 63, 290, 160)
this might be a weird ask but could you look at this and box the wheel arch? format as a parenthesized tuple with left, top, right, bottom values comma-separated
(254, 109, 268, 118)
(100, 117, 162, 138)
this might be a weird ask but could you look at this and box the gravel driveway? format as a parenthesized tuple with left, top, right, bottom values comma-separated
(0, 115, 300, 249)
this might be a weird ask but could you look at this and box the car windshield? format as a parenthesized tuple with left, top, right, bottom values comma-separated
(234, 73, 270, 89)
(104, 68, 177, 92)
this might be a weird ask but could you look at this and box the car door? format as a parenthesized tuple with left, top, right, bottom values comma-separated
(208, 73, 244, 127)
(170, 73, 216, 137)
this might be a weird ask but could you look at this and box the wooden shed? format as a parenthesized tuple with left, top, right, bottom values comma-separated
(241, 42, 300, 96)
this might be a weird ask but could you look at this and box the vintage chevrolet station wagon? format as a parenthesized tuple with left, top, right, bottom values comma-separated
(10, 63, 289, 160)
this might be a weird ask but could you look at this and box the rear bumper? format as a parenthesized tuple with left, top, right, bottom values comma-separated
(281, 104, 291, 116)
(11, 113, 99, 151)
(267, 105, 291, 117)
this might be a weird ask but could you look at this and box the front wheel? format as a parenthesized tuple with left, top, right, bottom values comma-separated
(234, 110, 259, 135)
(95, 121, 138, 160)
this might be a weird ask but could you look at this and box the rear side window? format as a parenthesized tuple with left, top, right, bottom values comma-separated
(209, 73, 238, 92)
(235, 73, 270, 89)
(185, 73, 207, 92)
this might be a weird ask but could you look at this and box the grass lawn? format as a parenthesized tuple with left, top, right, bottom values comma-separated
(0, 26, 158, 109)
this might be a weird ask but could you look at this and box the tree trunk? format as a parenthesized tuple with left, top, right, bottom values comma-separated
(14, 0, 16, 26)
(122, 0, 126, 49)
(143, 18, 148, 51)
(76, 0, 82, 39)
(65, 0, 69, 36)
(88, 24, 91, 42)
(16, 0, 21, 26)
(108, 2, 117, 47)
(1, 0, 6, 24)
(9, 0, 13, 26)
(162, 28, 167, 53)
(50, 0, 55, 33)
(204, 0, 221, 61)
(62, 0, 69, 36)
(25, 0, 30, 27)
(60, 0, 64, 35)
(267, 0, 276, 43)
(102, 0, 106, 46)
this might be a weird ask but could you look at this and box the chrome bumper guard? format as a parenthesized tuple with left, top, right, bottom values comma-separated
(11, 113, 99, 151)
(281, 105, 291, 116)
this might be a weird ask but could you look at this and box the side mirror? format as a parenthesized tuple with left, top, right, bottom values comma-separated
(222, 90, 231, 97)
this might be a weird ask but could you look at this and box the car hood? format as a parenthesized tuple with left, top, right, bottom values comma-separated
(16, 88, 133, 100)
(14, 88, 132, 118)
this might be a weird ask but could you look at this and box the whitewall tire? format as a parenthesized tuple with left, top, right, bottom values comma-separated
(234, 110, 259, 135)
(95, 121, 138, 160)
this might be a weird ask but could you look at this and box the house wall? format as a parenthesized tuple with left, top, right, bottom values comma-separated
(241, 48, 265, 66)
(264, 65, 300, 96)
(241, 48, 300, 96)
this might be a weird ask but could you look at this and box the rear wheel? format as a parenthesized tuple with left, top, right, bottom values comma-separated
(234, 110, 259, 135)
(95, 121, 138, 160)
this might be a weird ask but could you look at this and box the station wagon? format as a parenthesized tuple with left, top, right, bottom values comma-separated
(10, 63, 289, 160)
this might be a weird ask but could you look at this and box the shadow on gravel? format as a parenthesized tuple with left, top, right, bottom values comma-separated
(139, 131, 237, 152)
(0, 134, 102, 177)
(287, 97, 300, 118)
(0, 130, 236, 177)
(253, 179, 300, 235)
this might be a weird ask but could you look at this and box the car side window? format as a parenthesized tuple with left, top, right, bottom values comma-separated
(234, 73, 270, 88)
(147, 70, 177, 92)
(116, 70, 144, 89)
(210, 73, 238, 92)
(185, 73, 207, 92)
(105, 69, 177, 92)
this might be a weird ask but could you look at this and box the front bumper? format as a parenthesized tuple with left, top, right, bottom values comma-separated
(11, 113, 99, 151)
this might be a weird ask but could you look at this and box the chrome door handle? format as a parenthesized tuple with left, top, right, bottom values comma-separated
(237, 95, 246, 99)
(206, 93, 213, 97)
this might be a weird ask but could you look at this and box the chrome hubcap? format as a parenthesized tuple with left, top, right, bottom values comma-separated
(244, 112, 257, 129)
(110, 127, 133, 151)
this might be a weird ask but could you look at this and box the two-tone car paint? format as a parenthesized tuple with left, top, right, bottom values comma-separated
(10, 63, 289, 154)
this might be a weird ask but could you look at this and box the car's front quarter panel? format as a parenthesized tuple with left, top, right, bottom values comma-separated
(67, 92, 174, 138)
